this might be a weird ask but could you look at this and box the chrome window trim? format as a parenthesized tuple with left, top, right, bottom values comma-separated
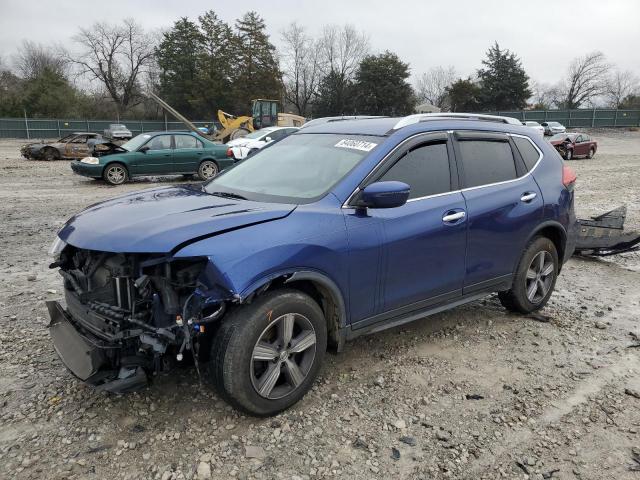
(341, 131, 543, 209)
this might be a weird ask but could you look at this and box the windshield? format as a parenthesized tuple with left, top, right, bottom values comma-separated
(526, 121, 540, 126)
(111, 124, 126, 129)
(204, 133, 381, 203)
(244, 128, 276, 140)
(121, 133, 152, 152)
(548, 122, 561, 126)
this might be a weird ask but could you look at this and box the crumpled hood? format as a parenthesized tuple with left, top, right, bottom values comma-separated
(58, 186, 296, 253)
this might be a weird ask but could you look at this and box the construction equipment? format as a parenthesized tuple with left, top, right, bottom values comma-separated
(147, 92, 305, 143)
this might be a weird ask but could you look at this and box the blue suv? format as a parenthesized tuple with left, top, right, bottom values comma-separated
(47, 114, 577, 415)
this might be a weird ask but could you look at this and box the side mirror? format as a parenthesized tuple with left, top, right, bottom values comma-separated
(359, 181, 410, 209)
(264, 136, 272, 142)
(139, 145, 149, 153)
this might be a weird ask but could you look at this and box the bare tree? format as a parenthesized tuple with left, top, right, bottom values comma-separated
(415, 66, 456, 109)
(280, 23, 321, 116)
(606, 70, 639, 108)
(529, 80, 556, 109)
(13, 40, 68, 79)
(559, 51, 609, 109)
(70, 19, 155, 113)
(319, 24, 369, 80)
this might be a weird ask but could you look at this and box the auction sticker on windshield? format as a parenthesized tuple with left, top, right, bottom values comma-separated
(334, 139, 378, 152)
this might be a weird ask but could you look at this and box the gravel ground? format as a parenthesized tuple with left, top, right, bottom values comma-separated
(1, 129, 639, 480)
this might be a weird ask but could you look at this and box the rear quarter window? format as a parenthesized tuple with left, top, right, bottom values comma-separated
(512, 136, 541, 171)
(459, 140, 517, 188)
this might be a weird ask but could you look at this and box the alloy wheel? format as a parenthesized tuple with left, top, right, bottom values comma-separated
(250, 313, 317, 400)
(200, 162, 218, 179)
(107, 166, 126, 184)
(525, 251, 554, 304)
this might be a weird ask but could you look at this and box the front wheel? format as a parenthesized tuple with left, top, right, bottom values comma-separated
(209, 289, 327, 416)
(587, 148, 595, 159)
(564, 148, 573, 160)
(198, 160, 218, 180)
(103, 163, 129, 185)
(498, 236, 558, 314)
(42, 148, 59, 161)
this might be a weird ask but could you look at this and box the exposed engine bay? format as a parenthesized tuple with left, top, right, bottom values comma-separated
(49, 245, 228, 393)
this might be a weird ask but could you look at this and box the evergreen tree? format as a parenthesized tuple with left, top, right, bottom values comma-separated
(22, 67, 77, 117)
(156, 18, 204, 118)
(233, 12, 281, 113)
(477, 42, 531, 110)
(353, 51, 415, 116)
(195, 11, 236, 116)
(447, 78, 482, 112)
(314, 71, 354, 116)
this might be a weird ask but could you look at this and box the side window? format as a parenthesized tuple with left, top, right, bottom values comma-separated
(459, 140, 517, 188)
(378, 142, 451, 199)
(575, 135, 583, 143)
(174, 135, 198, 149)
(512, 136, 541, 171)
(146, 135, 172, 151)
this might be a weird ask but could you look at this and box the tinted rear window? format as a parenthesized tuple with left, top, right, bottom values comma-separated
(379, 142, 450, 199)
(459, 140, 517, 188)
(512, 136, 541, 171)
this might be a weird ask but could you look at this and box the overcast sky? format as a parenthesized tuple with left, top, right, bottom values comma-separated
(1, 0, 638, 86)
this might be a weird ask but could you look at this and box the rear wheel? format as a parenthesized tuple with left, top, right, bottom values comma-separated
(209, 289, 327, 416)
(103, 163, 128, 185)
(198, 160, 218, 180)
(587, 148, 595, 159)
(499, 236, 559, 314)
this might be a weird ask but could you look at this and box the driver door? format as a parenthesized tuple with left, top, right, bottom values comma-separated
(131, 134, 174, 175)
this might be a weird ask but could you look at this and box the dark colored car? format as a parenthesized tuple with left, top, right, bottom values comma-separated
(47, 114, 577, 416)
(21, 132, 102, 161)
(70, 131, 232, 185)
(549, 133, 597, 160)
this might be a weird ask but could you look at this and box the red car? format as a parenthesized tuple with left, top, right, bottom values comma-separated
(549, 133, 597, 160)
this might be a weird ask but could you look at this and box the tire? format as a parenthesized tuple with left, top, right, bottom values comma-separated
(587, 148, 595, 159)
(498, 236, 559, 314)
(103, 163, 129, 185)
(197, 160, 219, 181)
(565, 148, 573, 160)
(42, 147, 59, 161)
(209, 289, 327, 416)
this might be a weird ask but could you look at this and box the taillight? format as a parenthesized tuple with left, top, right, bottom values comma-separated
(226, 148, 233, 158)
(562, 164, 576, 187)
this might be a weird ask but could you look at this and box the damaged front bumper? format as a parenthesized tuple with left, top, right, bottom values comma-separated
(574, 206, 640, 256)
(47, 300, 149, 393)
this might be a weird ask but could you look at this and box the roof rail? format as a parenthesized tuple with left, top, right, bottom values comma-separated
(392, 112, 521, 130)
(300, 115, 388, 129)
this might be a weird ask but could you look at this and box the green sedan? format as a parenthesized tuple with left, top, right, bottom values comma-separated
(70, 131, 233, 185)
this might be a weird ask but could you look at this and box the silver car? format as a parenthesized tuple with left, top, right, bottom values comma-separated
(104, 124, 133, 140)
(541, 121, 566, 136)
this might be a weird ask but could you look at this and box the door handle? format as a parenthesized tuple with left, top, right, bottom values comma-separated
(520, 192, 537, 202)
(442, 211, 466, 223)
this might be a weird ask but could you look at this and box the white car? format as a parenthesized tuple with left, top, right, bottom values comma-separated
(541, 121, 567, 136)
(226, 127, 299, 160)
(104, 124, 132, 140)
(522, 121, 545, 136)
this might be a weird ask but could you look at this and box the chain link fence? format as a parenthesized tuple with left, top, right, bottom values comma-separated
(0, 118, 215, 139)
(1, 109, 638, 139)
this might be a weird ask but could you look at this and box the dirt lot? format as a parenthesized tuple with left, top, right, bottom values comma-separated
(1, 129, 639, 480)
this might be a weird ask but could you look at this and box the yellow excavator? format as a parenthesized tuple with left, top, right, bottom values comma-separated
(147, 92, 305, 143)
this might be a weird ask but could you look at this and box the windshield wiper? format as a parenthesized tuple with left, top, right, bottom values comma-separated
(209, 191, 248, 200)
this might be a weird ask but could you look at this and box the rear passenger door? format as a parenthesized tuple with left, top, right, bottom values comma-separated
(454, 132, 544, 293)
(173, 134, 204, 173)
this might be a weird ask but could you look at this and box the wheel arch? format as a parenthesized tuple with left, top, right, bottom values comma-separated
(240, 270, 348, 351)
(526, 221, 568, 271)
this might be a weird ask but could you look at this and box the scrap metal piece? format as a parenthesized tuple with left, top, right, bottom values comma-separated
(574, 206, 640, 256)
